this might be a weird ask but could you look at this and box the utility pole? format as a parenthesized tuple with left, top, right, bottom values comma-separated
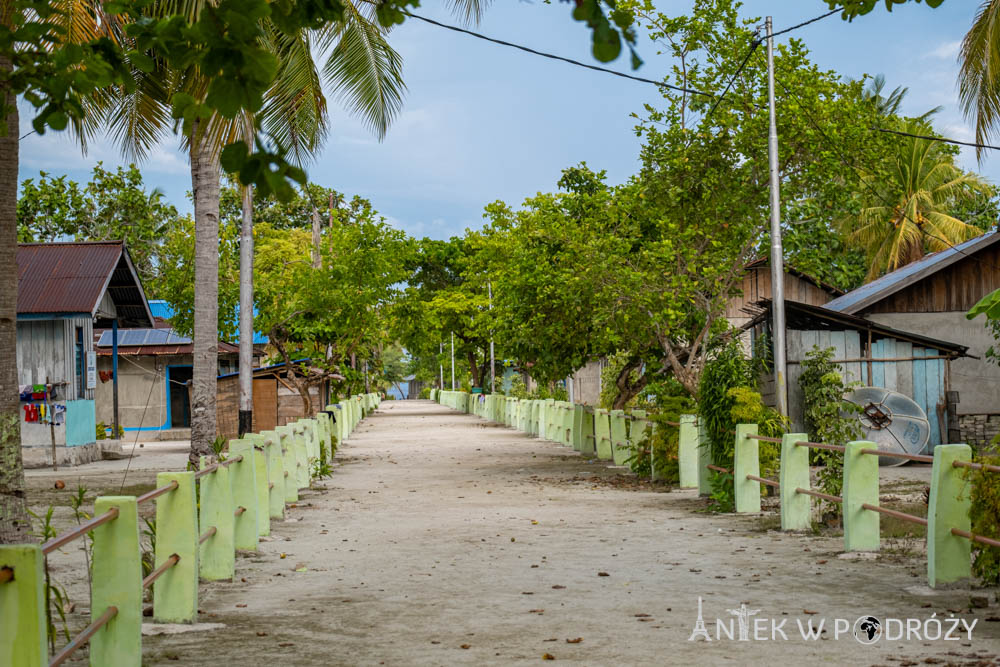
(450, 331, 455, 390)
(488, 281, 495, 394)
(439, 341, 444, 389)
(766, 16, 788, 417)
(238, 184, 254, 436)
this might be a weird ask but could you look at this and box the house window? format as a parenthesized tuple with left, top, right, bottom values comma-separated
(75, 326, 85, 398)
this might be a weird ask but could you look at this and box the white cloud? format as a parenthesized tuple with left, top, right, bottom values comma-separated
(927, 40, 961, 61)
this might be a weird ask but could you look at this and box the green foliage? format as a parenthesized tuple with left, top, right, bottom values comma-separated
(727, 386, 784, 480)
(17, 164, 180, 285)
(824, 0, 944, 19)
(140, 518, 157, 589)
(967, 455, 1000, 585)
(96, 421, 124, 440)
(968, 289, 1000, 366)
(419, 387, 431, 399)
(311, 458, 334, 480)
(28, 506, 70, 652)
(799, 346, 863, 512)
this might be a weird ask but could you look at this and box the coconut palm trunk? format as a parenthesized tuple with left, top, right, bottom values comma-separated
(0, 55, 30, 542)
(190, 123, 221, 465)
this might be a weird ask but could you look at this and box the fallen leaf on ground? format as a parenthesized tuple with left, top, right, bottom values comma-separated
(552, 585, 565, 589)
(566, 638, 583, 644)
(256, 632, 268, 637)
(597, 572, 609, 577)
(803, 609, 818, 615)
(235, 604, 247, 608)
(460, 644, 471, 649)
(278, 643, 294, 647)
(522, 592, 534, 595)
(634, 613, 650, 618)
(542, 653, 555, 660)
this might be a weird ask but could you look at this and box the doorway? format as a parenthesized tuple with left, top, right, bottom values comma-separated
(167, 365, 193, 428)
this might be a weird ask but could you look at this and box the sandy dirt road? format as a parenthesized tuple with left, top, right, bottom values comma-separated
(130, 400, 999, 665)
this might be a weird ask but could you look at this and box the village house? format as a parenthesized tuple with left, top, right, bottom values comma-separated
(16, 241, 153, 466)
(821, 231, 1000, 449)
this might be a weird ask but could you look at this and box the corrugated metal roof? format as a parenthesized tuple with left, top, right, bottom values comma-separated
(17, 241, 123, 315)
(823, 231, 1000, 315)
(17, 241, 154, 327)
(96, 328, 191, 347)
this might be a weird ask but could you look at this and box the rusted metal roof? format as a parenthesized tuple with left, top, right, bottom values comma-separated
(17, 241, 153, 327)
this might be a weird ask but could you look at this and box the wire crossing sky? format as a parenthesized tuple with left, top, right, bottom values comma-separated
(18, 1, 994, 240)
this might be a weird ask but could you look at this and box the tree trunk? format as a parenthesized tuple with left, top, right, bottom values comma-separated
(611, 356, 649, 410)
(0, 58, 30, 543)
(189, 124, 221, 465)
(467, 349, 480, 388)
(311, 207, 321, 269)
(238, 185, 253, 436)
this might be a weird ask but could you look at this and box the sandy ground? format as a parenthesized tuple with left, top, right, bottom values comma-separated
(27, 401, 1000, 665)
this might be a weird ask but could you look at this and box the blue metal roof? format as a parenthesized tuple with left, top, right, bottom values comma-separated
(147, 299, 270, 344)
(823, 231, 1000, 315)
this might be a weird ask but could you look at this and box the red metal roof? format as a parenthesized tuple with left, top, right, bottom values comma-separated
(17, 241, 154, 326)
(18, 241, 123, 315)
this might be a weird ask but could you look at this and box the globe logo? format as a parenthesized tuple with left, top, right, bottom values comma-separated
(853, 616, 882, 644)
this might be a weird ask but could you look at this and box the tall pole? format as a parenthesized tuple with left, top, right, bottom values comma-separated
(238, 185, 254, 436)
(488, 281, 495, 393)
(450, 331, 455, 390)
(766, 16, 788, 417)
(112, 319, 119, 440)
(439, 341, 444, 389)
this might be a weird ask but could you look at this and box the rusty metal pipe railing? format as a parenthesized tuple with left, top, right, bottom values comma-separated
(747, 474, 780, 489)
(194, 463, 220, 479)
(136, 479, 179, 505)
(951, 528, 1000, 549)
(859, 449, 933, 463)
(706, 464, 731, 474)
(953, 460, 1000, 474)
(795, 441, 846, 453)
(746, 434, 782, 444)
(41, 508, 119, 555)
(199, 526, 217, 544)
(234, 506, 246, 517)
(48, 605, 118, 667)
(0, 566, 12, 584)
(142, 553, 180, 590)
(795, 487, 842, 504)
(861, 503, 928, 526)
(220, 454, 244, 467)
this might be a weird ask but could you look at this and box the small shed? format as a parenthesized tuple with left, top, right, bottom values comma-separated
(215, 359, 325, 441)
(17, 241, 153, 466)
(822, 231, 1000, 446)
(726, 258, 843, 330)
(748, 300, 969, 450)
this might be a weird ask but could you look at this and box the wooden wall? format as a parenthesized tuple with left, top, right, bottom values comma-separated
(216, 374, 322, 441)
(726, 268, 837, 318)
(864, 244, 1000, 314)
(16, 316, 93, 400)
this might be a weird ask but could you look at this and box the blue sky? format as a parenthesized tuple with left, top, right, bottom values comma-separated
(18, 1, 991, 240)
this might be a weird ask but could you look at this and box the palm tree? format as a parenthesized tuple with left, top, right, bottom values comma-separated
(959, 0, 1000, 159)
(111, 2, 488, 463)
(840, 121, 990, 280)
(862, 73, 942, 121)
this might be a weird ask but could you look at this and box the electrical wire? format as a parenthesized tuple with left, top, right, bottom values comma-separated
(767, 8, 841, 39)
(703, 36, 761, 121)
(872, 126, 1000, 152)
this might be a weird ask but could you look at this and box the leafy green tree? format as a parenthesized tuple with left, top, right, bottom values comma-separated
(824, 0, 944, 18)
(17, 164, 180, 283)
(838, 120, 990, 279)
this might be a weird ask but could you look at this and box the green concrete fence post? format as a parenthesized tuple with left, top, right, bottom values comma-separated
(260, 430, 285, 520)
(294, 425, 310, 489)
(545, 399, 555, 440)
(779, 433, 810, 531)
(90, 496, 141, 666)
(275, 426, 298, 503)
(0, 544, 46, 666)
(243, 434, 271, 537)
(152, 471, 197, 623)
(843, 440, 879, 552)
(678, 415, 699, 489)
(198, 456, 234, 581)
(927, 444, 973, 588)
(733, 423, 760, 513)
(610, 410, 629, 466)
(572, 405, 584, 451)
(698, 423, 712, 496)
(580, 409, 595, 456)
(537, 400, 547, 439)
(229, 440, 259, 552)
(595, 409, 612, 460)
(563, 404, 574, 446)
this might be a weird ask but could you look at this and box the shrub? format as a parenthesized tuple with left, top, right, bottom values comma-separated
(799, 345, 862, 517)
(419, 387, 431, 399)
(967, 454, 1000, 585)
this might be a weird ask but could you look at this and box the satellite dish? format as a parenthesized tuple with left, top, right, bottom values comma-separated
(845, 387, 930, 467)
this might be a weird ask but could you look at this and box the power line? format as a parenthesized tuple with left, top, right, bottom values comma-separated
(402, 10, 713, 98)
(402, 10, 840, 102)
(768, 8, 841, 39)
(873, 126, 1000, 152)
(704, 36, 761, 121)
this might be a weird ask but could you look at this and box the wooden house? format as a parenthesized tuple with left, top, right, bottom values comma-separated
(726, 258, 843, 330)
(16, 241, 153, 466)
(822, 231, 1000, 448)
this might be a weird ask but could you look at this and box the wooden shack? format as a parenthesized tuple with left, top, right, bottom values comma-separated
(749, 300, 968, 449)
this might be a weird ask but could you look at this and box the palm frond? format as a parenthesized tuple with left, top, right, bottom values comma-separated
(958, 0, 1000, 160)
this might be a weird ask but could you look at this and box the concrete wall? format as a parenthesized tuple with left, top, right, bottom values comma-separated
(95, 354, 174, 430)
(865, 312, 1000, 416)
(569, 360, 602, 406)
